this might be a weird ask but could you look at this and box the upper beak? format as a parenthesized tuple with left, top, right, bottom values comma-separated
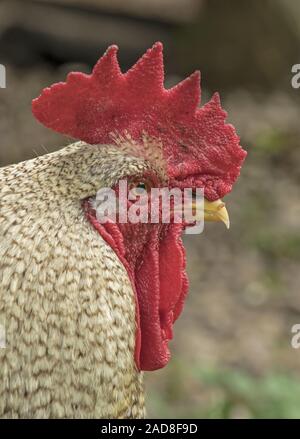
(202, 198, 230, 229)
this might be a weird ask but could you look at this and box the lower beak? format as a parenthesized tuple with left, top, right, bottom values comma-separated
(202, 198, 230, 229)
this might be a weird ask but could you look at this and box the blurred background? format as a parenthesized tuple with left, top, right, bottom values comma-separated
(1, 0, 300, 418)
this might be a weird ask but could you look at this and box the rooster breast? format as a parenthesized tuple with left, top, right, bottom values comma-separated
(0, 144, 145, 418)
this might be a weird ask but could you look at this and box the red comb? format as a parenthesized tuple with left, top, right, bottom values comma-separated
(32, 42, 246, 200)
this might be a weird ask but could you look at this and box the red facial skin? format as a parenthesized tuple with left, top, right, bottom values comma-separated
(83, 175, 189, 371)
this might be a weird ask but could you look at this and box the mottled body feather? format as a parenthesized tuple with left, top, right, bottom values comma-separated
(0, 142, 148, 418)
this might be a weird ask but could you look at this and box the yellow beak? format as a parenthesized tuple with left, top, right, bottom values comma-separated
(203, 198, 230, 229)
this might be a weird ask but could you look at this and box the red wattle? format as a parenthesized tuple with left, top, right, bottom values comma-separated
(83, 201, 188, 371)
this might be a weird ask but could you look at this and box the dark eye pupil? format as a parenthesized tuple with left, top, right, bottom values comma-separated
(137, 182, 146, 189)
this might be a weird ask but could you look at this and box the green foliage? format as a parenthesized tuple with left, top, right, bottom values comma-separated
(254, 233, 300, 261)
(197, 368, 300, 418)
(255, 129, 288, 156)
(147, 364, 300, 419)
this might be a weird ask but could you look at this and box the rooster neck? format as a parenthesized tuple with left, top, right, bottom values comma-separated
(0, 144, 148, 418)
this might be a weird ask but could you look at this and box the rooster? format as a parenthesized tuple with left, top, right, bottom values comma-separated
(0, 43, 246, 418)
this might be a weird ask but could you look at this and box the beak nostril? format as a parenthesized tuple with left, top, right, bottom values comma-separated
(192, 189, 202, 200)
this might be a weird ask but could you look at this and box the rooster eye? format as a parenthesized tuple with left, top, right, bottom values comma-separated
(129, 180, 151, 195)
(136, 182, 147, 191)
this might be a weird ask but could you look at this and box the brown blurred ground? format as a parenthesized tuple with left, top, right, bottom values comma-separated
(1, 0, 300, 418)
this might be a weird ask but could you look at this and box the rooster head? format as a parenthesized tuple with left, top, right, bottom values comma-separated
(32, 43, 246, 371)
